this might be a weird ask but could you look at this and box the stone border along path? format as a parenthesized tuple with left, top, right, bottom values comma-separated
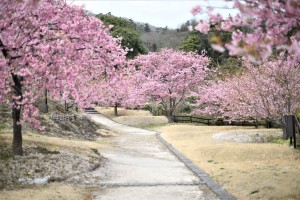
(81, 109, 235, 200)
(156, 133, 235, 200)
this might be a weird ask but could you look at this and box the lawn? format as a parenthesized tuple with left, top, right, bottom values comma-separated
(95, 107, 168, 127)
(153, 124, 300, 200)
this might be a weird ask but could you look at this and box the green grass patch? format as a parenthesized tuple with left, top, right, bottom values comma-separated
(272, 138, 289, 144)
(0, 151, 13, 160)
(0, 141, 13, 160)
(272, 138, 300, 150)
(91, 148, 100, 155)
(141, 123, 169, 129)
(35, 146, 60, 154)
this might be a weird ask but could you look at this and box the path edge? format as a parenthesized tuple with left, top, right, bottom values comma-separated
(156, 132, 236, 200)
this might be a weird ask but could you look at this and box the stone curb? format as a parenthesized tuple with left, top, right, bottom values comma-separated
(156, 132, 236, 200)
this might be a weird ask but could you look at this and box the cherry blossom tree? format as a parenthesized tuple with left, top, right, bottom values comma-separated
(192, 0, 300, 63)
(0, 0, 126, 155)
(96, 73, 132, 116)
(191, 1, 300, 126)
(129, 48, 210, 122)
(195, 56, 300, 126)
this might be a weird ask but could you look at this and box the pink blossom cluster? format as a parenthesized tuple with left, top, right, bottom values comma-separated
(128, 48, 210, 119)
(195, 56, 300, 125)
(192, 1, 300, 62)
(95, 72, 139, 108)
(0, 0, 126, 129)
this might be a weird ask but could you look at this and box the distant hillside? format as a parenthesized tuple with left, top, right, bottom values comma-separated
(97, 13, 189, 53)
(135, 22, 189, 52)
(140, 27, 189, 52)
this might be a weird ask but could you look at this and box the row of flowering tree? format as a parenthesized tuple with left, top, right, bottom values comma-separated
(0, 0, 126, 155)
(1, 0, 299, 155)
(195, 56, 300, 126)
(189, 0, 300, 126)
(128, 48, 210, 122)
(90, 48, 210, 121)
(98, 0, 299, 128)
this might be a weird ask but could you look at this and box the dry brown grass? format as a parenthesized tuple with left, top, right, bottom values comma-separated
(0, 102, 117, 198)
(0, 183, 86, 200)
(0, 128, 117, 154)
(0, 126, 116, 195)
(154, 124, 300, 200)
(95, 107, 152, 118)
(95, 107, 168, 127)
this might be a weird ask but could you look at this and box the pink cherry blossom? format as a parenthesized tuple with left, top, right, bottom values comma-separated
(128, 48, 210, 121)
(191, 5, 202, 16)
(192, 0, 300, 62)
(0, 0, 126, 154)
(195, 56, 300, 126)
(195, 20, 210, 34)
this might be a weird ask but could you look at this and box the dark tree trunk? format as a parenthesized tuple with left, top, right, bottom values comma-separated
(114, 103, 118, 116)
(166, 110, 174, 122)
(255, 119, 258, 129)
(65, 100, 68, 112)
(12, 106, 22, 155)
(167, 98, 174, 122)
(64, 100, 73, 112)
(1, 40, 23, 155)
(12, 74, 23, 156)
(43, 89, 48, 113)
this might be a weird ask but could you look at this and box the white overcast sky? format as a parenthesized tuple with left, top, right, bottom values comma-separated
(67, 0, 238, 29)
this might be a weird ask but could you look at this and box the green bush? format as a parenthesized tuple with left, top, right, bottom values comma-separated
(143, 104, 152, 112)
(272, 139, 289, 145)
(91, 148, 100, 155)
(0, 124, 5, 130)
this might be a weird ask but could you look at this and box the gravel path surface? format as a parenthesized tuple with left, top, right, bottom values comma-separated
(76, 111, 233, 200)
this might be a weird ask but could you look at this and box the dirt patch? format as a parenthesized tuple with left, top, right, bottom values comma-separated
(0, 102, 118, 198)
(212, 129, 282, 143)
(35, 101, 105, 141)
(0, 135, 103, 190)
(154, 124, 300, 200)
(1, 101, 110, 141)
(95, 107, 168, 127)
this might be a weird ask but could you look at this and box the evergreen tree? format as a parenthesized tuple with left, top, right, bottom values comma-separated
(96, 13, 147, 58)
(144, 23, 151, 32)
(151, 43, 157, 52)
(180, 30, 241, 72)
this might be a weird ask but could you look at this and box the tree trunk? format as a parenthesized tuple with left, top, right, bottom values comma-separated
(166, 110, 174, 122)
(12, 106, 22, 155)
(114, 103, 118, 116)
(255, 119, 258, 129)
(64, 100, 68, 112)
(43, 89, 48, 113)
(12, 74, 23, 156)
(167, 98, 174, 122)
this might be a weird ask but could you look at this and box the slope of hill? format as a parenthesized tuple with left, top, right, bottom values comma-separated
(140, 28, 188, 52)
(135, 21, 189, 52)
(0, 100, 114, 190)
(97, 13, 189, 53)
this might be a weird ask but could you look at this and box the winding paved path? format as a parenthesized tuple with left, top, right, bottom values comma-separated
(75, 110, 234, 200)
